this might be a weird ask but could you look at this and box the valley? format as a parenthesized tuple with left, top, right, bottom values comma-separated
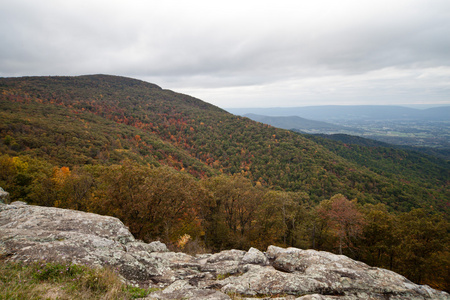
(234, 107, 450, 158)
(338, 119, 449, 148)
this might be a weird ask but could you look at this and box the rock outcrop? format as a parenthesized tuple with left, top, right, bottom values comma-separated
(0, 202, 448, 300)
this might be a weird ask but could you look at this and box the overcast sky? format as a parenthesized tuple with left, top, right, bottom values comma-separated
(1, 0, 449, 108)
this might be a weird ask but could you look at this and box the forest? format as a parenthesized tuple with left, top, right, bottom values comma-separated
(0, 75, 449, 291)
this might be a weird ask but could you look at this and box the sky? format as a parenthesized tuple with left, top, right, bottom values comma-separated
(1, 0, 450, 108)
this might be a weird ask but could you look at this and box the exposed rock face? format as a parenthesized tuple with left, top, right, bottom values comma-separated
(1, 202, 448, 300)
(0, 201, 169, 284)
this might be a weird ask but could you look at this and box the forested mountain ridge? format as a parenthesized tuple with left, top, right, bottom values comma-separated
(0, 75, 448, 211)
(1, 75, 449, 290)
(305, 134, 449, 184)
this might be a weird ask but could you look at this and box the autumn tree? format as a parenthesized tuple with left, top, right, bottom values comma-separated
(256, 190, 309, 249)
(317, 194, 366, 255)
(201, 174, 264, 250)
(91, 161, 206, 243)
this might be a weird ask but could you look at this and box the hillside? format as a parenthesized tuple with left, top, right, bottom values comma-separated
(0, 96, 217, 178)
(313, 133, 450, 161)
(0, 75, 448, 209)
(305, 134, 449, 185)
(1, 75, 448, 211)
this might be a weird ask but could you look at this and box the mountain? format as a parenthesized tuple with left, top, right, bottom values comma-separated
(0, 75, 448, 211)
(227, 105, 450, 121)
(243, 113, 360, 133)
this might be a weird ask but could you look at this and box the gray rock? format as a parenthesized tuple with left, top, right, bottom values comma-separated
(200, 259, 242, 276)
(125, 240, 168, 253)
(197, 249, 247, 276)
(148, 241, 169, 252)
(220, 264, 328, 296)
(146, 280, 231, 300)
(295, 295, 338, 300)
(0, 203, 167, 285)
(241, 247, 269, 265)
(220, 247, 450, 299)
(206, 249, 246, 263)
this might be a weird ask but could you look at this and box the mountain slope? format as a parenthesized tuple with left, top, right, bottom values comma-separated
(314, 133, 450, 160)
(1, 75, 448, 212)
(305, 133, 450, 185)
(0, 99, 217, 177)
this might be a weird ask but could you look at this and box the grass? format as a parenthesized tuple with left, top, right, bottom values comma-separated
(0, 259, 155, 300)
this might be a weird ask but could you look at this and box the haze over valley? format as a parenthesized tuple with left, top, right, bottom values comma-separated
(227, 106, 450, 159)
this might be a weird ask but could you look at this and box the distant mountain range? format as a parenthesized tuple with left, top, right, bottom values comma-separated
(244, 113, 363, 134)
(227, 105, 450, 122)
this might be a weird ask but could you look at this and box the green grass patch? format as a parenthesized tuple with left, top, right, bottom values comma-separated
(0, 259, 155, 299)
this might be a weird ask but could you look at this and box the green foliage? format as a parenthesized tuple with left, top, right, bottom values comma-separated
(31, 261, 85, 282)
(394, 209, 449, 286)
(125, 286, 159, 299)
(306, 134, 450, 212)
(0, 99, 216, 178)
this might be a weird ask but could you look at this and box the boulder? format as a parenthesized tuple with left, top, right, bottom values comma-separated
(242, 247, 269, 265)
(0, 202, 168, 286)
(1, 203, 448, 300)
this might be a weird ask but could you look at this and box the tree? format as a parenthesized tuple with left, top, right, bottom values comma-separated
(91, 161, 206, 243)
(201, 174, 264, 250)
(361, 203, 398, 268)
(317, 194, 366, 255)
(256, 190, 309, 249)
(394, 209, 449, 287)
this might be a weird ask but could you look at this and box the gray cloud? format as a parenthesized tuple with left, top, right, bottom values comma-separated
(1, 0, 449, 107)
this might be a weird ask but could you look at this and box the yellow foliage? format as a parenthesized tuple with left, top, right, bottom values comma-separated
(52, 166, 71, 186)
(12, 157, 28, 172)
(177, 234, 191, 249)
